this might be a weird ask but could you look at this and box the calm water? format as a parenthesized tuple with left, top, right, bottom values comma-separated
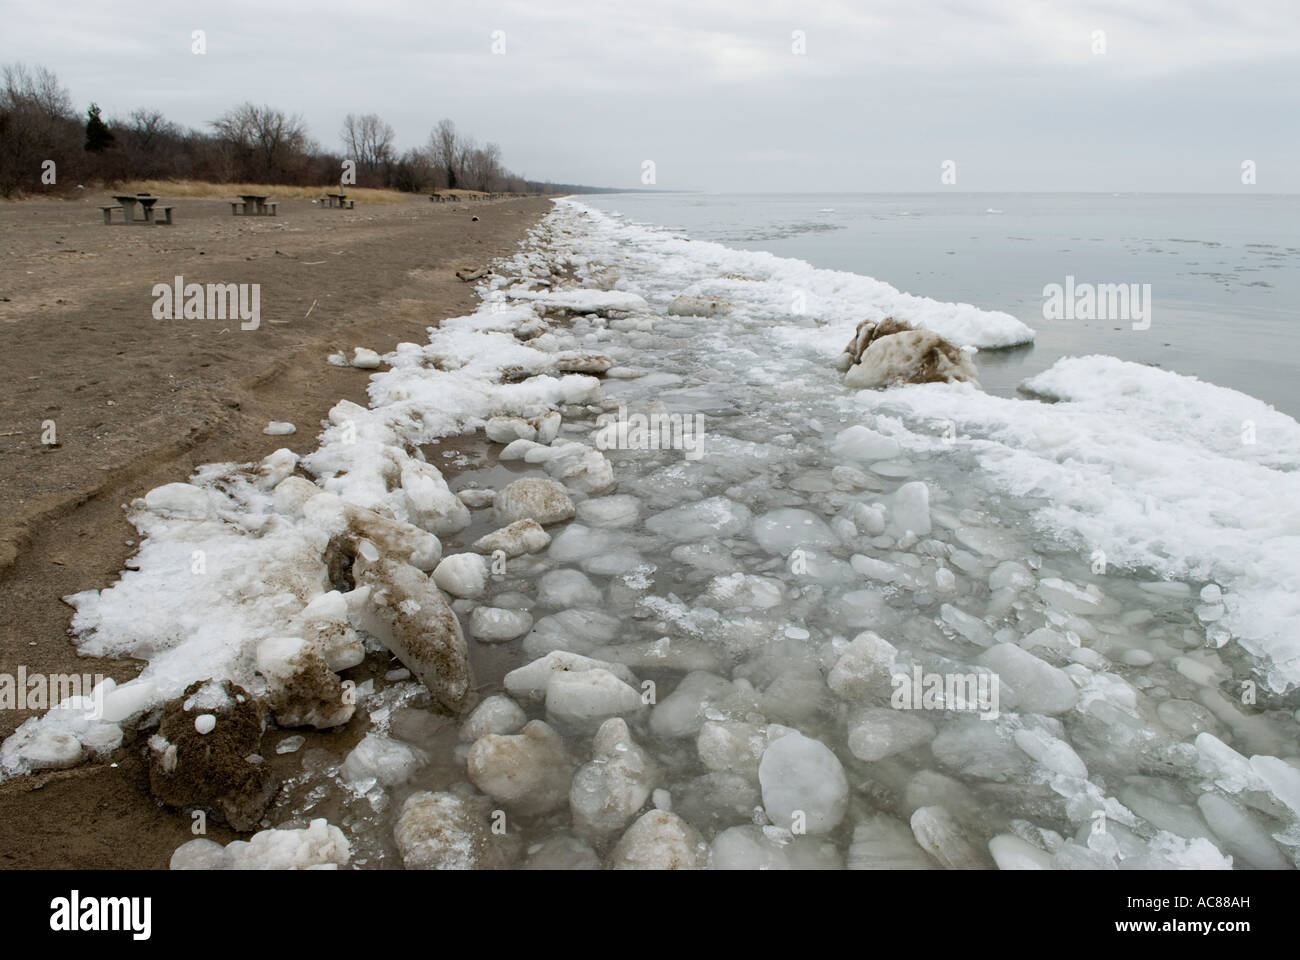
(579, 193, 1300, 418)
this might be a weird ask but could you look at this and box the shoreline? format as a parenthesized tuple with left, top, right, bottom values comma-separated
(3, 196, 1297, 872)
(0, 193, 554, 868)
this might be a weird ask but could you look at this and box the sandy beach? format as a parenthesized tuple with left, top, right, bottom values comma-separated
(0, 192, 552, 867)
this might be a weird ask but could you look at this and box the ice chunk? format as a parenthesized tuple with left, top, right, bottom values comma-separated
(608, 811, 705, 870)
(172, 818, 350, 870)
(394, 791, 502, 870)
(910, 806, 992, 869)
(504, 650, 638, 701)
(751, 508, 838, 555)
(847, 707, 936, 761)
(988, 834, 1054, 870)
(847, 815, 936, 870)
(485, 416, 537, 443)
(570, 718, 659, 834)
(472, 519, 550, 558)
(340, 733, 428, 788)
(978, 643, 1077, 715)
(493, 477, 576, 526)
(432, 553, 489, 599)
(827, 631, 898, 700)
(650, 671, 735, 739)
(1013, 727, 1087, 778)
(884, 482, 931, 537)
(467, 720, 574, 815)
(537, 569, 602, 608)
(758, 733, 848, 834)
(831, 424, 902, 462)
(645, 497, 753, 541)
(546, 667, 645, 734)
(576, 494, 642, 528)
(460, 694, 528, 742)
(469, 607, 534, 643)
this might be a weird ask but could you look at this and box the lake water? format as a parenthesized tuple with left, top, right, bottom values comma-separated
(580, 192, 1300, 418)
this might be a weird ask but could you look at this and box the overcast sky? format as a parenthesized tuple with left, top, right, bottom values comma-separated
(4, 0, 1297, 192)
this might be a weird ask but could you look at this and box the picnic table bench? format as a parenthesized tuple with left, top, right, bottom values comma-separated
(231, 194, 276, 216)
(101, 194, 172, 225)
(322, 192, 354, 209)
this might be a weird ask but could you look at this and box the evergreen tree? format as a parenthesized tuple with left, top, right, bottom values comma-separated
(84, 102, 113, 152)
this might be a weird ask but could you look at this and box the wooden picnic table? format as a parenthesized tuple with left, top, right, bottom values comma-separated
(112, 194, 160, 223)
(323, 192, 353, 209)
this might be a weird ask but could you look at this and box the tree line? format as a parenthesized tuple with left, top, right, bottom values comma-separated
(0, 62, 554, 198)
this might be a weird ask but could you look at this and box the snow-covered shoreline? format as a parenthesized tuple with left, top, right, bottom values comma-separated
(5, 199, 1298, 872)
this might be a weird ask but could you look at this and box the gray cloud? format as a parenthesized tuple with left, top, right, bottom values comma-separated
(3, 0, 1296, 191)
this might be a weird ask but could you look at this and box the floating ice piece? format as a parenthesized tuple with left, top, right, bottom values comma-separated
(485, 416, 537, 443)
(931, 717, 1028, 781)
(847, 707, 936, 761)
(432, 553, 489, 599)
(911, 806, 992, 869)
(979, 643, 1078, 715)
(394, 791, 503, 870)
(847, 815, 936, 870)
(546, 668, 645, 734)
(546, 525, 623, 565)
(650, 671, 735, 739)
(460, 694, 527, 742)
(1013, 727, 1087, 779)
(472, 519, 550, 558)
(1037, 578, 1109, 615)
(758, 732, 849, 835)
(504, 650, 638, 701)
(608, 811, 705, 869)
(576, 494, 642, 528)
(469, 607, 534, 643)
(884, 482, 931, 537)
(709, 825, 842, 870)
(1195, 793, 1289, 870)
(493, 477, 576, 526)
(697, 720, 771, 774)
(570, 718, 659, 834)
(702, 573, 785, 612)
(827, 631, 897, 701)
(341, 733, 428, 788)
(988, 834, 1054, 870)
(171, 818, 350, 870)
(522, 608, 624, 657)
(537, 568, 602, 607)
(831, 424, 902, 462)
(645, 497, 753, 541)
(751, 508, 838, 555)
(457, 487, 496, 509)
(467, 719, 574, 815)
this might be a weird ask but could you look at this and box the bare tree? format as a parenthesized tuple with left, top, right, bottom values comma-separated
(127, 108, 178, 151)
(0, 63, 79, 195)
(211, 103, 311, 182)
(340, 112, 395, 182)
(429, 118, 459, 189)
